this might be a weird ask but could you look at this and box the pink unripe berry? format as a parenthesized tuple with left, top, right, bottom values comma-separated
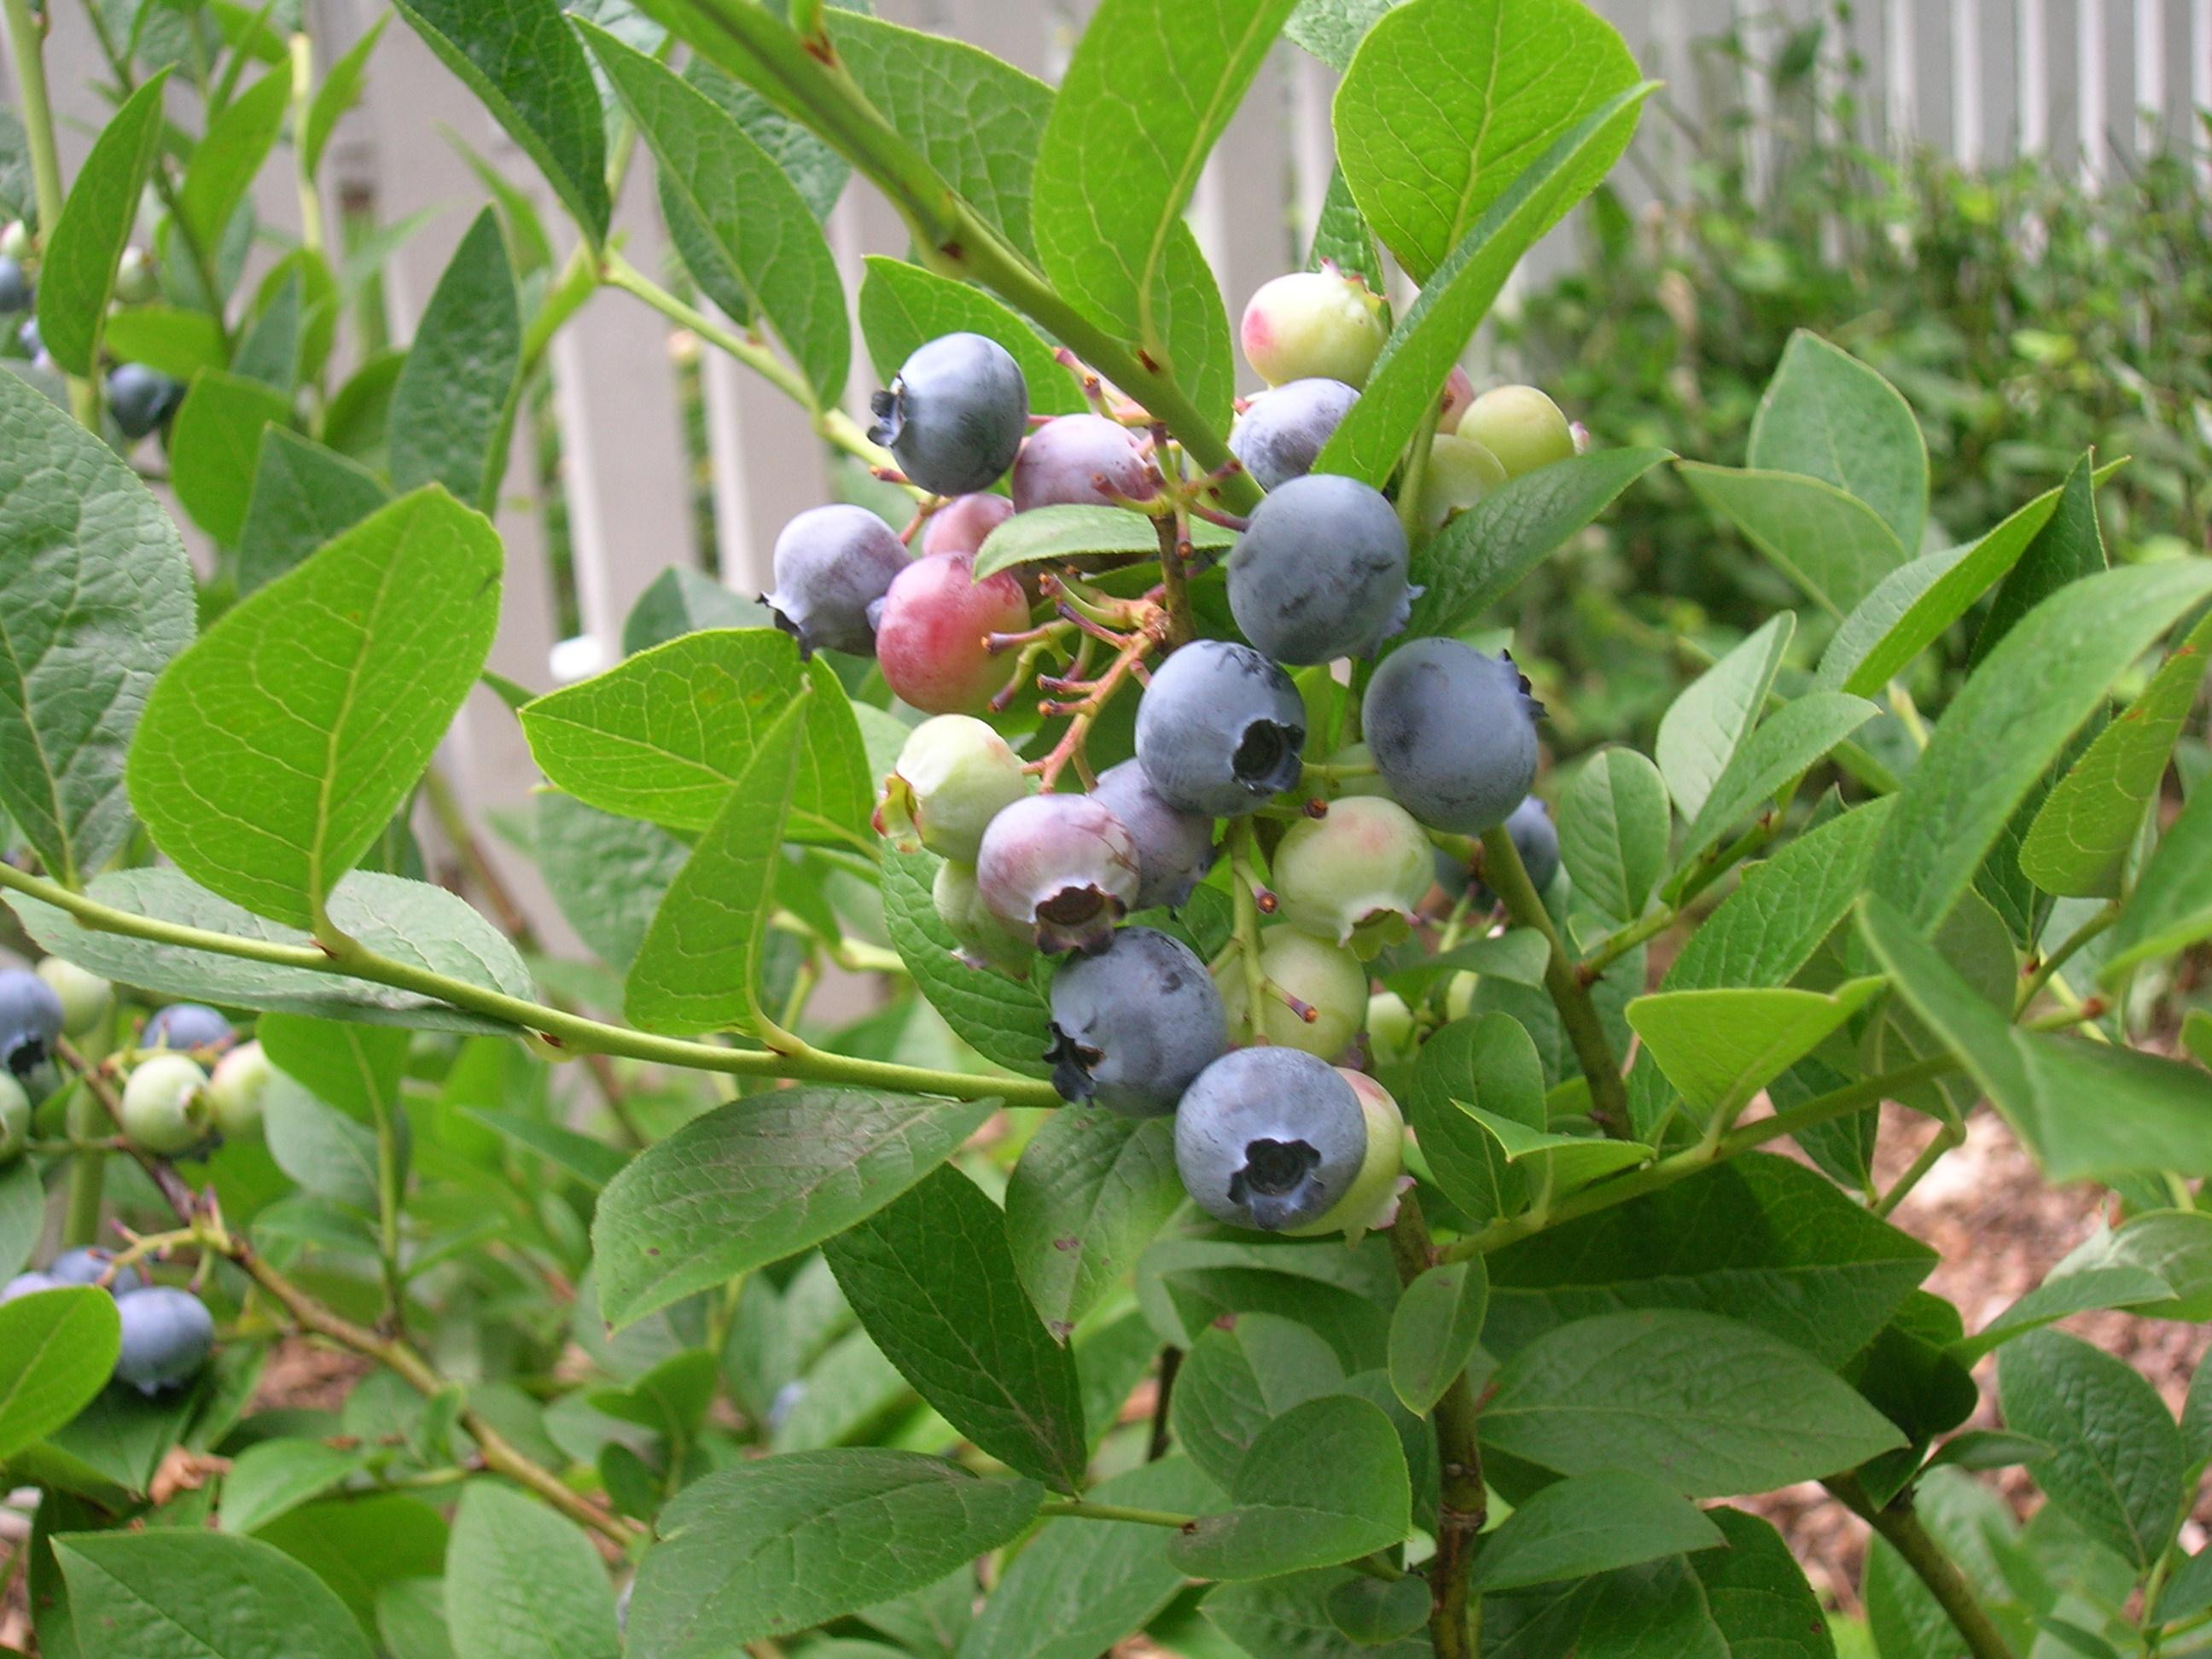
(923, 492, 1016, 557)
(875, 552, 1032, 715)
(1239, 270, 1388, 388)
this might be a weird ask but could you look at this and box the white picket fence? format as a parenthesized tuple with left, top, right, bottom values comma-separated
(10, 0, 2211, 948)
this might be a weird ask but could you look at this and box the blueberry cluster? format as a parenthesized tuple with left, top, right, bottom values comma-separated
(839, 286, 1586, 1240)
(0, 223, 183, 439)
(3, 1249, 215, 1396)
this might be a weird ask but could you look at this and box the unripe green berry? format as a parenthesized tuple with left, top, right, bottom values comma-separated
(1365, 990, 1417, 1068)
(1284, 1069, 1406, 1242)
(0, 1072, 29, 1164)
(37, 957, 112, 1038)
(1417, 433, 1507, 532)
(1239, 270, 1388, 388)
(1459, 385, 1576, 478)
(931, 859, 1034, 978)
(114, 246, 157, 305)
(207, 1041, 271, 1140)
(0, 220, 29, 263)
(874, 715, 1034, 865)
(1272, 796, 1434, 958)
(1217, 928, 1369, 1058)
(119, 1053, 212, 1155)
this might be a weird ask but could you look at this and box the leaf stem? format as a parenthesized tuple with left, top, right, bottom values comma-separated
(1226, 820, 1270, 1043)
(2015, 900, 2120, 1016)
(1829, 1476, 2019, 1659)
(0, 0, 96, 425)
(1035, 1499, 1193, 1528)
(0, 860, 1062, 1109)
(1479, 823, 1629, 1136)
(1872, 1120, 1965, 1219)
(1387, 1196, 1485, 1659)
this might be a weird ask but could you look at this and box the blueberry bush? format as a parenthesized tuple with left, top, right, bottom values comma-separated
(0, 3, 2207, 1657)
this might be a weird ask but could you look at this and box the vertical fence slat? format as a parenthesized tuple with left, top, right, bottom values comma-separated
(2021, 0, 2054, 150)
(1955, 0, 1988, 162)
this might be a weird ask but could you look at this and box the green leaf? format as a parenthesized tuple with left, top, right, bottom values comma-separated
(376, 1578, 455, 1659)
(256, 1493, 448, 1632)
(305, 15, 388, 178)
(35, 73, 169, 376)
(973, 503, 1232, 581)
(678, 57, 847, 225)
(1380, 927, 1550, 1004)
(1325, 1574, 1433, 1646)
(1332, 0, 1639, 280)
(2104, 775, 2212, 978)
(1560, 748, 1670, 922)
(1860, 894, 2212, 1180)
(1386, 1257, 1488, 1416)
(445, 1481, 620, 1659)
(1285, 0, 1400, 69)
(1972, 451, 2109, 664)
(387, 0, 609, 242)
(170, 370, 294, 545)
(824, 1165, 1088, 1491)
(1460, 1105, 1653, 1193)
(1004, 1110, 1183, 1342)
(626, 1451, 1040, 1656)
(54, 1530, 375, 1659)
(583, 22, 847, 405)
(591, 1087, 994, 1328)
(388, 210, 521, 512)
(859, 257, 1085, 418)
(624, 696, 806, 1035)
(1168, 1312, 1346, 1490)
(0, 1159, 42, 1277)
(1997, 1330, 2184, 1569)
(236, 428, 390, 595)
(622, 566, 767, 655)
(0, 365, 195, 886)
(826, 11, 1052, 258)
(1627, 978, 1885, 1121)
(1873, 559, 2212, 932)
(1676, 693, 1875, 871)
(1749, 332, 1929, 556)
(9, 868, 533, 1034)
(1481, 1310, 1906, 1496)
(2036, 1210, 2212, 1323)
(1469, 1470, 1724, 1592)
(1662, 799, 1892, 994)
(1317, 84, 1652, 487)
(1203, 1566, 1433, 1659)
(1959, 1263, 2180, 1363)
(2021, 620, 2212, 898)
(879, 849, 1055, 1078)
(1033, 0, 1300, 362)
(518, 628, 872, 850)
(129, 487, 503, 930)
(1168, 1395, 1411, 1580)
(1654, 614, 1794, 827)
(1679, 463, 1907, 619)
(533, 793, 689, 972)
(218, 1440, 370, 1536)
(1403, 445, 1671, 641)
(1307, 162, 1387, 293)
(1482, 1154, 1935, 1368)
(958, 1457, 1222, 1659)
(181, 67, 293, 253)
(1814, 471, 2098, 696)
(0, 1288, 121, 1460)
(463, 1107, 630, 1190)
(1406, 1012, 1543, 1223)
(1579, 1507, 1835, 1659)
(103, 305, 230, 381)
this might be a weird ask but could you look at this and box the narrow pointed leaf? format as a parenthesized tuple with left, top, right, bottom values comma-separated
(1004, 1111, 1183, 1342)
(389, 209, 521, 511)
(54, 1531, 374, 1659)
(36, 73, 169, 376)
(1627, 978, 1885, 1120)
(1467, 1470, 1724, 1592)
(1168, 1395, 1412, 1580)
(1387, 1258, 1488, 1416)
(0, 1289, 121, 1460)
(1679, 463, 1906, 618)
(1749, 332, 1929, 556)
(1655, 614, 1794, 826)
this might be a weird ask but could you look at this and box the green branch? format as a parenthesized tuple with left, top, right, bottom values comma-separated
(2, 0, 98, 426)
(1830, 1477, 2019, 1659)
(1480, 822, 1631, 1136)
(0, 860, 1061, 1109)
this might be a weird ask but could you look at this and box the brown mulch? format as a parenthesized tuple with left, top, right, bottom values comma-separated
(1743, 1106, 2211, 1611)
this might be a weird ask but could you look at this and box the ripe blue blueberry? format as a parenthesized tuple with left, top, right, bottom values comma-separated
(931, 859, 1036, 977)
(1362, 640, 1541, 835)
(870, 332, 1028, 496)
(1227, 474, 1410, 665)
(762, 504, 910, 658)
(975, 793, 1142, 955)
(3, 1271, 60, 1303)
(144, 1002, 234, 1054)
(0, 1071, 28, 1164)
(1046, 927, 1226, 1115)
(1134, 641, 1306, 818)
(1010, 414, 1156, 512)
(1216, 928, 1369, 1058)
(17, 317, 42, 360)
(0, 966, 65, 1081)
(1227, 378, 1358, 492)
(876, 715, 1034, 865)
(1173, 1047, 1369, 1231)
(47, 1248, 146, 1296)
(120, 1053, 212, 1155)
(1272, 795, 1434, 957)
(0, 256, 29, 313)
(1087, 760, 1215, 911)
(107, 364, 185, 440)
(114, 1285, 215, 1395)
